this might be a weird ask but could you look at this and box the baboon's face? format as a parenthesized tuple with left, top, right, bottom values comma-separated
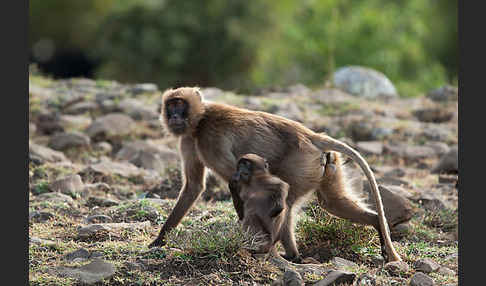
(165, 98, 189, 134)
(231, 155, 269, 185)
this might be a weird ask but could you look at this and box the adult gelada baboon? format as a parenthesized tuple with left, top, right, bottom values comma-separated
(149, 87, 401, 262)
(229, 153, 289, 255)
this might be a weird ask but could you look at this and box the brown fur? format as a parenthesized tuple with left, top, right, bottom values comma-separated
(150, 87, 401, 263)
(234, 154, 289, 254)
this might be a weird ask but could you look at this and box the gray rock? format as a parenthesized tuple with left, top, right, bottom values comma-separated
(391, 222, 411, 239)
(86, 215, 113, 224)
(384, 261, 409, 276)
(424, 142, 450, 156)
(431, 146, 458, 174)
(437, 266, 455, 276)
(64, 248, 91, 261)
(333, 66, 398, 98)
(413, 258, 440, 273)
(29, 211, 54, 222)
(58, 114, 92, 130)
(356, 141, 384, 155)
(54, 258, 116, 285)
(412, 108, 453, 123)
(356, 274, 376, 286)
(130, 151, 166, 173)
(427, 85, 458, 102)
(383, 168, 406, 178)
(330, 257, 358, 269)
(82, 159, 144, 178)
(78, 221, 151, 238)
(421, 127, 454, 143)
(129, 83, 158, 95)
(118, 98, 159, 121)
(86, 196, 119, 207)
(115, 140, 178, 168)
(34, 192, 74, 204)
(30, 236, 57, 246)
(314, 270, 356, 286)
(29, 142, 68, 163)
(64, 101, 99, 115)
(85, 113, 135, 141)
(48, 131, 90, 150)
(93, 141, 113, 154)
(416, 190, 451, 211)
(384, 143, 438, 160)
(410, 272, 434, 286)
(364, 185, 414, 227)
(48, 174, 84, 196)
(283, 269, 304, 286)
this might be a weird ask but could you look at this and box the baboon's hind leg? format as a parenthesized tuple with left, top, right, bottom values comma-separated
(317, 152, 388, 261)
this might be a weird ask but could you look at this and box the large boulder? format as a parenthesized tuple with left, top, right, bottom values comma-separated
(363, 184, 414, 227)
(333, 66, 398, 98)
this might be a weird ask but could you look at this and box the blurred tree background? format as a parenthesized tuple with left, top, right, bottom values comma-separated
(29, 0, 457, 96)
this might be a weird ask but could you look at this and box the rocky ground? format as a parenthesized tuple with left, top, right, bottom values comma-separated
(29, 74, 458, 285)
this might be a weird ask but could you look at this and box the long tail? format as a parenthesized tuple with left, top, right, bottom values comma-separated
(311, 133, 402, 262)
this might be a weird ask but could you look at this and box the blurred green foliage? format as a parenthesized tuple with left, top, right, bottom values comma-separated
(29, 0, 457, 96)
(93, 0, 269, 89)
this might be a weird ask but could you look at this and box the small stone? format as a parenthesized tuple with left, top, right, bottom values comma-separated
(29, 142, 68, 163)
(48, 174, 84, 196)
(356, 274, 376, 286)
(330, 257, 358, 269)
(384, 261, 409, 276)
(356, 141, 384, 155)
(48, 131, 90, 150)
(413, 258, 440, 273)
(54, 258, 116, 285)
(85, 113, 135, 141)
(93, 142, 113, 154)
(129, 83, 158, 95)
(35, 192, 74, 204)
(29, 211, 54, 222)
(314, 270, 356, 286)
(86, 215, 113, 224)
(431, 147, 458, 174)
(410, 272, 434, 286)
(283, 269, 304, 286)
(86, 196, 119, 207)
(437, 266, 455, 276)
(78, 221, 151, 238)
(64, 101, 99, 115)
(30, 236, 57, 246)
(412, 108, 453, 123)
(427, 85, 458, 102)
(64, 248, 91, 261)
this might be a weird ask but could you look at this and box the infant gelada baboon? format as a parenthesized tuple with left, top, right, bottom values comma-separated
(229, 154, 289, 254)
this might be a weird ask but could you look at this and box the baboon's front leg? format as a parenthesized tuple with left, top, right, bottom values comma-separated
(149, 137, 206, 248)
